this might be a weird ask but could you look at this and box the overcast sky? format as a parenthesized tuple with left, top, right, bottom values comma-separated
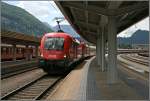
(2, 1, 149, 37)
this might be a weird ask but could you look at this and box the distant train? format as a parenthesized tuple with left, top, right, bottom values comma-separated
(1, 44, 36, 61)
(39, 32, 90, 74)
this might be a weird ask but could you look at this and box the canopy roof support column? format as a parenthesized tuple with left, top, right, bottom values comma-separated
(35, 45, 39, 59)
(96, 36, 101, 66)
(96, 32, 102, 68)
(107, 16, 118, 84)
(12, 44, 16, 61)
(100, 15, 107, 72)
(101, 26, 105, 72)
(25, 45, 29, 61)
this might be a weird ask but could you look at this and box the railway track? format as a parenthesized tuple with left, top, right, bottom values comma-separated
(1, 60, 38, 79)
(117, 62, 149, 99)
(1, 75, 62, 100)
(138, 53, 149, 57)
(1, 67, 38, 79)
(120, 54, 149, 66)
(130, 54, 149, 61)
(118, 62, 149, 83)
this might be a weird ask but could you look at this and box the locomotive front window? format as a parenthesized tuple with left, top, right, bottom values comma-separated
(44, 37, 64, 50)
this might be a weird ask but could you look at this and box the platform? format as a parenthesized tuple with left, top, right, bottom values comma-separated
(47, 56, 148, 100)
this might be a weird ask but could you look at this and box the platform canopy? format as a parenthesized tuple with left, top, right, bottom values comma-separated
(55, 1, 149, 44)
(1, 30, 41, 45)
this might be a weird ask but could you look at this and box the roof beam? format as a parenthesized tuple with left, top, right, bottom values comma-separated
(55, 1, 82, 37)
(117, 20, 129, 27)
(115, 2, 148, 16)
(85, 1, 89, 31)
(63, 2, 114, 16)
(63, 2, 148, 18)
(76, 20, 99, 29)
(117, 11, 138, 27)
(100, 15, 108, 27)
(107, 1, 122, 9)
(55, 1, 148, 44)
(70, 7, 83, 32)
(85, 11, 89, 31)
(55, 1, 74, 28)
(83, 30, 97, 35)
(81, 31, 96, 44)
(70, 7, 77, 23)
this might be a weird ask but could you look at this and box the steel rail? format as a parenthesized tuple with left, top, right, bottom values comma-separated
(1, 74, 46, 100)
(1, 67, 38, 79)
(1, 74, 62, 100)
(121, 55, 149, 66)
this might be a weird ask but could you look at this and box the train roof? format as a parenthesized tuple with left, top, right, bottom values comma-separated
(44, 32, 81, 45)
(44, 32, 72, 38)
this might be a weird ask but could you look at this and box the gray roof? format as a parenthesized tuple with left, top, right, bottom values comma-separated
(55, 1, 149, 44)
(1, 30, 40, 45)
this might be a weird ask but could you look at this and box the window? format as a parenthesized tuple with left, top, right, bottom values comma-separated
(44, 37, 64, 50)
(2, 47, 6, 53)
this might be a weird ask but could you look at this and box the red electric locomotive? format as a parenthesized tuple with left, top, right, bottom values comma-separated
(39, 32, 89, 74)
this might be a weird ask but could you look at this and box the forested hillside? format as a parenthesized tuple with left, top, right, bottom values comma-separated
(117, 30, 149, 48)
(1, 2, 53, 37)
(53, 25, 80, 38)
(118, 30, 149, 44)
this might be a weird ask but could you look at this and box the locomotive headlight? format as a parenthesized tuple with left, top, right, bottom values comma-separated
(64, 55, 66, 58)
(40, 53, 43, 57)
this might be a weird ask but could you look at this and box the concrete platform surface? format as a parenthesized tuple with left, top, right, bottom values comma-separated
(87, 57, 146, 100)
(47, 56, 148, 100)
(47, 57, 94, 100)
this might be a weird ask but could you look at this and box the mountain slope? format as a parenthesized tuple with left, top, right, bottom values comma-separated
(1, 2, 53, 37)
(117, 30, 149, 45)
(53, 25, 80, 37)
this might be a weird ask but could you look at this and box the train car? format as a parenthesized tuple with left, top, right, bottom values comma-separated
(1, 44, 14, 61)
(1, 44, 36, 61)
(39, 32, 89, 74)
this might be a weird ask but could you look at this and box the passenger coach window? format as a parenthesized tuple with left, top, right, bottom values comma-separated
(2, 47, 6, 53)
(44, 37, 64, 50)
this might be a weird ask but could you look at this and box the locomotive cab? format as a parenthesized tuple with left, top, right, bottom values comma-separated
(41, 37, 65, 60)
(39, 33, 73, 73)
(38, 32, 89, 74)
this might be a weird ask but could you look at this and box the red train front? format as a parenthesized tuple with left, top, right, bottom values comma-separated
(39, 32, 89, 74)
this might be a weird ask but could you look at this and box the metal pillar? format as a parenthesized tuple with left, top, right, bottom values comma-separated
(96, 35, 102, 67)
(100, 15, 107, 72)
(25, 45, 29, 61)
(29, 46, 32, 60)
(12, 44, 16, 61)
(88, 45, 90, 56)
(104, 28, 108, 71)
(107, 16, 118, 84)
(96, 39, 98, 62)
(35, 46, 39, 59)
(101, 27, 105, 72)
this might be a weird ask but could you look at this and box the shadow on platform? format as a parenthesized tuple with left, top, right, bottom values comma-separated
(86, 57, 147, 100)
